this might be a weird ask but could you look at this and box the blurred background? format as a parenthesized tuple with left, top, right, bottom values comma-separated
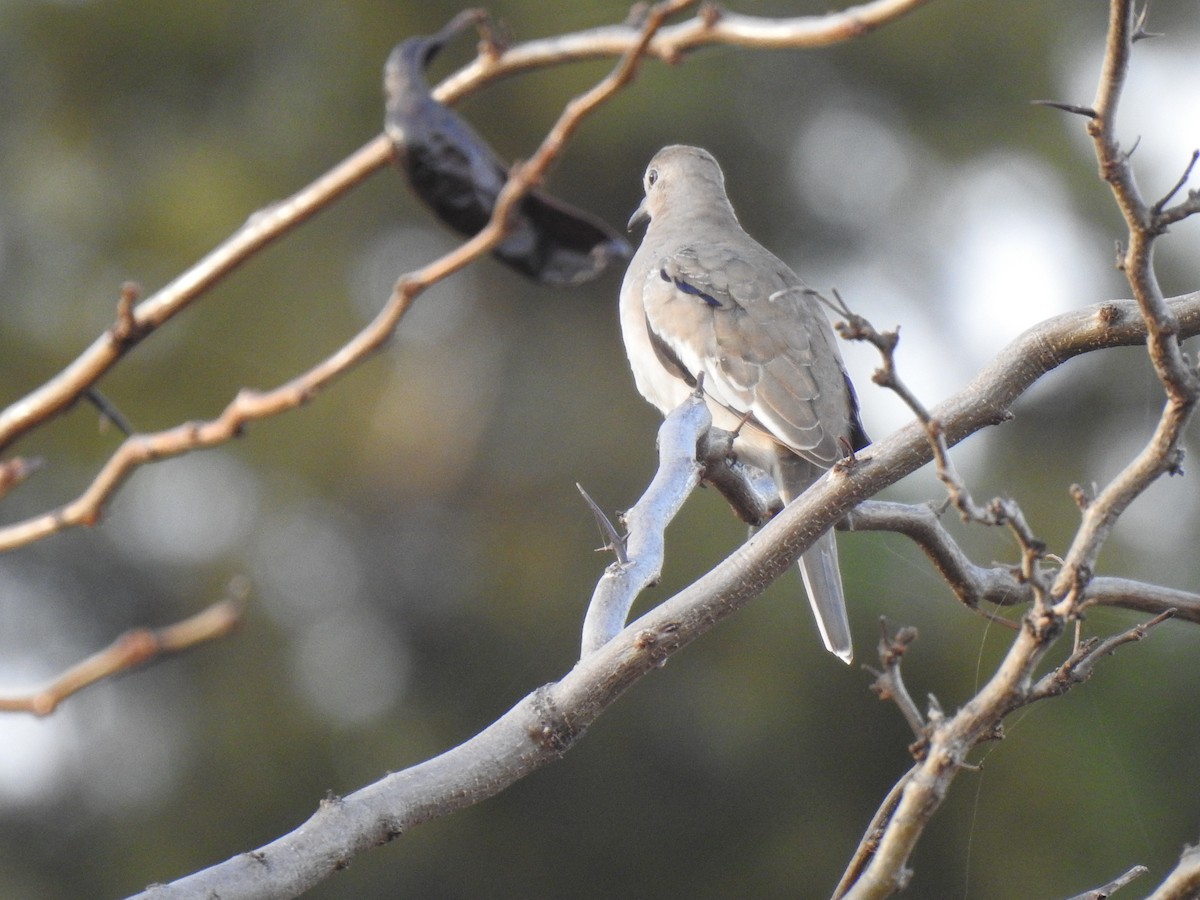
(1, 1, 1199, 897)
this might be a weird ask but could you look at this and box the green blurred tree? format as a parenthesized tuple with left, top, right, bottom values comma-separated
(0, 1, 1199, 899)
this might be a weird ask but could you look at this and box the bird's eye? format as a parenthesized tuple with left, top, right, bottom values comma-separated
(646, 168, 659, 188)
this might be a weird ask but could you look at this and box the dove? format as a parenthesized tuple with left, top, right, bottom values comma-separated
(620, 145, 868, 662)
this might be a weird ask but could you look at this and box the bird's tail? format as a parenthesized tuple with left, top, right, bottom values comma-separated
(775, 454, 853, 664)
(798, 531, 853, 664)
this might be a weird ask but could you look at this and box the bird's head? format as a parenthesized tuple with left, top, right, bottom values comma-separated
(628, 145, 732, 232)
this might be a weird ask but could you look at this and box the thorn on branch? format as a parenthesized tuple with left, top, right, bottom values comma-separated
(1030, 99, 1098, 119)
(1120, 134, 1142, 163)
(1131, 2, 1160, 42)
(1154, 149, 1199, 213)
(1153, 150, 1200, 227)
(577, 483, 629, 563)
(83, 388, 135, 437)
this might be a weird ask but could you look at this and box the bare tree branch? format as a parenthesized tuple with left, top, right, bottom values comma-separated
(847, 501, 1200, 624)
(866, 620, 927, 740)
(834, 772, 915, 899)
(0, 589, 244, 716)
(580, 387, 710, 656)
(439, 0, 935, 99)
(1064, 864, 1149, 900)
(1027, 609, 1175, 703)
(2, 1, 1195, 896)
(1050, 0, 1200, 618)
(0, 0, 696, 554)
(0, 141, 388, 454)
(837, 2, 1200, 890)
(0, 0, 932, 460)
(832, 296, 1049, 599)
(846, 500, 1025, 617)
(126, 286, 1200, 900)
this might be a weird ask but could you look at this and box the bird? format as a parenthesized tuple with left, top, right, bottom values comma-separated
(619, 145, 869, 663)
(383, 11, 629, 286)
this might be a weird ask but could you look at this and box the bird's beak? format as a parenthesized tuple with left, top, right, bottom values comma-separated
(627, 199, 649, 232)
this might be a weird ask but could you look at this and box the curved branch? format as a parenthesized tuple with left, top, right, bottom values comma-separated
(127, 290, 1200, 900)
(1050, 0, 1200, 615)
(0, 0, 685, 554)
(439, 0, 935, 98)
(848, 501, 1200, 624)
(580, 389, 710, 656)
(0, 594, 243, 716)
(0, 141, 388, 454)
(0, 0, 934, 457)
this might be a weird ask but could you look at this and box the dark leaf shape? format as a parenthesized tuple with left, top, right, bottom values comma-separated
(383, 12, 630, 286)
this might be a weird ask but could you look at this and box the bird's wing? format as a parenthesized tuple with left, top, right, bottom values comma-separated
(641, 241, 850, 465)
(384, 25, 629, 285)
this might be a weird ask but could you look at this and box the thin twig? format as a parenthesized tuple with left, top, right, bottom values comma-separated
(866, 619, 926, 741)
(0, 588, 245, 717)
(1050, 0, 1200, 619)
(1027, 608, 1175, 702)
(0, 0, 695, 554)
(0, 0, 931, 458)
(829, 290, 1052, 609)
(1063, 864, 1149, 900)
(1151, 149, 1199, 216)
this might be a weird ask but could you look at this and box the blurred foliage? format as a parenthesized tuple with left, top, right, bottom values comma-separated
(0, 1, 1198, 898)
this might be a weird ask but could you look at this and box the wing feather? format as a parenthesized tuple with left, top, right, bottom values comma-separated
(641, 241, 850, 464)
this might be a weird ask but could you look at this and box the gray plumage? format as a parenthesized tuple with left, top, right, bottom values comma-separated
(383, 11, 629, 286)
(620, 145, 868, 663)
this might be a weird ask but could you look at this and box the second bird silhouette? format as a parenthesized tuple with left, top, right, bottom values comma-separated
(620, 145, 869, 663)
